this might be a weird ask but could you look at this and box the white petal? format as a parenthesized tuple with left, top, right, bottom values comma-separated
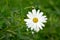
(32, 9, 36, 14)
(39, 23, 45, 27)
(36, 28, 40, 32)
(37, 23, 43, 29)
(37, 10, 40, 14)
(27, 14, 33, 19)
(40, 19, 47, 23)
(30, 23, 35, 30)
(39, 12, 43, 17)
(42, 18, 47, 22)
(32, 24, 39, 32)
(24, 19, 30, 22)
(43, 15, 47, 17)
(40, 16, 47, 23)
(26, 22, 33, 28)
(32, 24, 36, 31)
(35, 26, 40, 32)
(28, 11, 32, 15)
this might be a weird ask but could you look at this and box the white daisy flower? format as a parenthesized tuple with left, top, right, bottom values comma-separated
(24, 9, 47, 32)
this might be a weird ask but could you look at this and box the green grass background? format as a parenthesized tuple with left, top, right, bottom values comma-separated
(0, 0, 60, 40)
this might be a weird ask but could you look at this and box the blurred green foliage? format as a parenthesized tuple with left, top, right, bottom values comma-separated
(0, 0, 60, 40)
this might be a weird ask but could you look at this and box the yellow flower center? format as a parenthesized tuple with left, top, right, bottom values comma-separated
(33, 18, 38, 23)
